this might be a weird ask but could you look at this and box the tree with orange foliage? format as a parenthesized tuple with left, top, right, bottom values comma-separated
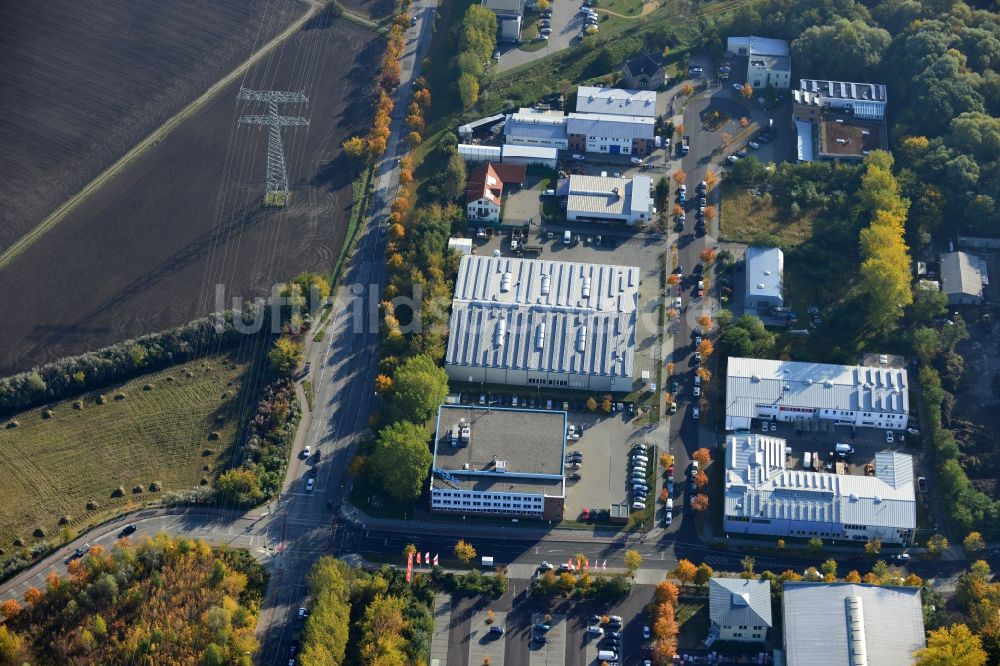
(694, 471, 709, 488)
(680, 83, 694, 96)
(342, 136, 367, 160)
(697, 315, 712, 329)
(651, 638, 677, 665)
(388, 223, 406, 242)
(375, 374, 394, 394)
(698, 339, 714, 358)
(407, 131, 422, 148)
(413, 88, 432, 109)
(672, 204, 684, 218)
(406, 114, 425, 132)
(697, 367, 712, 382)
(23, 587, 43, 606)
(45, 571, 62, 591)
(672, 559, 697, 585)
(692, 494, 709, 511)
(720, 132, 731, 148)
(739, 116, 750, 128)
(0, 599, 21, 620)
(844, 570, 862, 583)
(704, 205, 717, 223)
(667, 274, 680, 285)
(675, 124, 685, 138)
(692, 447, 711, 467)
(654, 580, 679, 607)
(700, 247, 717, 265)
(672, 170, 686, 185)
(659, 487, 669, 503)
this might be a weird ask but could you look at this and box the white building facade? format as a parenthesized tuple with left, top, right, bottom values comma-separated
(724, 434, 916, 544)
(725, 357, 909, 432)
(566, 174, 653, 225)
(727, 36, 791, 89)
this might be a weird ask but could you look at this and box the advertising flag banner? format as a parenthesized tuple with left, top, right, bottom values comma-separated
(406, 552, 414, 582)
(416, 552, 422, 564)
(434, 554, 439, 566)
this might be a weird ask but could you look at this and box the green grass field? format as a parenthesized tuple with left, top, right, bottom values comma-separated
(0, 354, 250, 550)
(720, 189, 816, 247)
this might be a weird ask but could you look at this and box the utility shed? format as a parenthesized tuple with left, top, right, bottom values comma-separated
(940, 251, 986, 305)
(744, 246, 783, 311)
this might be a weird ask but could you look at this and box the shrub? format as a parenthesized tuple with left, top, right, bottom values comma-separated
(41, 409, 53, 419)
(132, 485, 143, 494)
(96, 395, 107, 405)
(114, 393, 126, 401)
(86, 500, 99, 510)
(32, 528, 45, 538)
(72, 400, 83, 410)
(143, 384, 153, 391)
(208, 431, 220, 441)
(58, 515, 71, 525)
(13, 537, 24, 547)
(149, 481, 161, 492)
(200, 477, 209, 485)
(111, 486, 125, 498)
(202, 449, 215, 457)
(5, 420, 18, 429)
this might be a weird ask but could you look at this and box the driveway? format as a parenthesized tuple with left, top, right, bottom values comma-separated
(497, 0, 579, 73)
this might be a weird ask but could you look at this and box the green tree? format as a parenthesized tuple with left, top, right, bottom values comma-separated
(458, 73, 480, 110)
(806, 537, 823, 555)
(0, 626, 25, 666)
(386, 354, 449, 423)
(624, 550, 642, 574)
(865, 537, 882, 557)
(740, 556, 755, 578)
(821, 559, 838, 579)
(201, 643, 226, 666)
(370, 421, 432, 502)
(268, 336, 304, 376)
(791, 19, 891, 81)
(912, 327, 943, 364)
(454, 540, 477, 564)
(911, 286, 949, 324)
(215, 468, 264, 507)
(694, 563, 714, 589)
(441, 150, 467, 202)
(914, 624, 988, 666)
(725, 156, 768, 188)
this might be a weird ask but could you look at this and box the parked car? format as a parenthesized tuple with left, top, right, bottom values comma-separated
(643, 625, 651, 640)
(539, 561, 554, 570)
(571, 153, 586, 160)
(727, 154, 740, 164)
(748, 141, 761, 150)
(886, 430, 895, 444)
(732, 82, 744, 91)
(630, 156, 643, 165)
(568, 472, 582, 481)
(305, 478, 315, 492)
(301, 445, 311, 458)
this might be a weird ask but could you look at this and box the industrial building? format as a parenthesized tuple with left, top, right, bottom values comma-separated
(430, 405, 567, 520)
(458, 144, 503, 164)
(724, 433, 916, 544)
(940, 250, 988, 305)
(793, 79, 888, 162)
(575, 86, 657, 117)
(743, 246, 783, 311)
(708, 578, 772, 644)
(501, 144, 559, 170)
(444, 254, 639, 392)
(726, 36, 791, 89)
(503, 109, 569, 149)
(483, 0, 525, 42)
(782, 583, 925, 666)
(565, 174, 654, 225)
(566, 113, 656, 155)
(724, 357, 909, 432)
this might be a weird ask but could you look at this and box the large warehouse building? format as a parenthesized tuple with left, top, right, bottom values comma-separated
(430, 405, 567, 520)
(725, 357, 909, 432)
(724, 433, 916, 544)
(566, 174, 654, 225)
(444, 255, 639, 392)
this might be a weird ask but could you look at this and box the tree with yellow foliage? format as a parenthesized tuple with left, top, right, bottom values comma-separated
(914, 624, 987, 666)
(672, 559, 697, 585)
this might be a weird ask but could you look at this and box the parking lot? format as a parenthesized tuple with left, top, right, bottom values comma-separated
(443, 582, 656, 666)
(753, 418, 913, 475)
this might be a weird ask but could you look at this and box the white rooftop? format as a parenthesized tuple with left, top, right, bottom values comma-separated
(501, 144, 559, 159)
(940, 251, 985, 298)
(566, 113, 655, 141)
(745, 246, 783, 300)
(445, 255, 638, 380)
(725, 434, 916, 532)
(575, 86, 657, 117)
(726, 357, 910, 420)
(783, 582, 925, 666)
(566, 174, 651, 218)
(728, 35, 790, 56)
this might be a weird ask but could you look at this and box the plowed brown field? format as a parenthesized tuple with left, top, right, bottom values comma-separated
(0, 15, 381, 373)
(0, 0, 306, 249)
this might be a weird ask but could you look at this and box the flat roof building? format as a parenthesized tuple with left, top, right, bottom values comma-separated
(794, 79, 887, 121)
(783, 583, 925, 665)
(445, 254, 639, 392)
(431, 404, 567, 520)
(501, 144, 559, 170)
(504, 110, 569, 149)
(793, 79, 889, 163)
(566, 174, 653, 225)
(744, 246, 783, 311)
(727, 36, 791, 89)
(708, 578, 773, 644)
(458, 143, 503, 164)
(724, 433, 916, 544)
(566, 113, 656, 156)
(940, 250, 987, 305)
(725, 357, 909, 432)
(575, 86, 657, 117)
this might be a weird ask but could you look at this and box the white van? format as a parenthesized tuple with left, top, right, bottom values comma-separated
(563, 229, 572, 244)
(598, 650, 619, 662)
(803, 451, 812, 469)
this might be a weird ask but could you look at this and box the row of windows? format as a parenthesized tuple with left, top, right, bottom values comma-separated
(436, 491, 532, 502)
(527, 378, 569, 386)
(437, 506, 542, 515)
(437, 499, 538, 509)
(844, 524, 866, 531)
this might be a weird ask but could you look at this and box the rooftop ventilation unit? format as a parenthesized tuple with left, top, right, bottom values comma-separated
(824, 379, 834, 387)
(495, 319, 507, 347)
(535, 323, 546, 350)
(751, 374, 761, 382)
(582, 276, 592, 299)
(500, 271, 512, 292)
(577, 326, 588, 352)
(495, 460, 507, 473)
(873, 495, 882, 504)
(540, 273, 551, 296)
(849, 493, 859, 501)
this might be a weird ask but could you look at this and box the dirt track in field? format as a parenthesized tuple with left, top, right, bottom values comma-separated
(0, 0, 306, 250)
(0, 16, 382, 374)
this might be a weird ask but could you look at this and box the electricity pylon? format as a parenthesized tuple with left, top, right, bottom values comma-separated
(237, 88, 309, 207)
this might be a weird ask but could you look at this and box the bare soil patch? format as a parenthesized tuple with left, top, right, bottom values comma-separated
(340, 0, 398, 20)
(0, 18, 382, 373)
(0, 0, 305, 249)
